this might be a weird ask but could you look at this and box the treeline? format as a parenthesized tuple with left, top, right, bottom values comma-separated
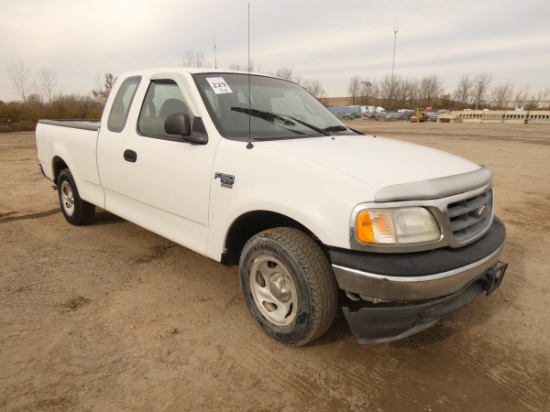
(347, 73, 550, 111)
(0, 95, 103, 133)
(1, 63, 113, 133)
(3, 54, 549, 133)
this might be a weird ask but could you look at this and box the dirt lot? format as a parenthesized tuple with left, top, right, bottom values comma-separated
(1, 123, 549, 411)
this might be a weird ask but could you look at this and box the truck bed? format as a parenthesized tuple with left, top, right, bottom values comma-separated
(36, 119, 103, 209)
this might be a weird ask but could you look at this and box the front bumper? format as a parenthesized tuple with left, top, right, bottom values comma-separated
(329, 217, 507, 343)
(331, 218, 506, 301)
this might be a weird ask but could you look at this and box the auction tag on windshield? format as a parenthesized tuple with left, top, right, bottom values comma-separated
(207, 77, 233, 94)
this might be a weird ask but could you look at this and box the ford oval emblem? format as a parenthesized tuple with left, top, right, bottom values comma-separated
(476, 205, 489, 219)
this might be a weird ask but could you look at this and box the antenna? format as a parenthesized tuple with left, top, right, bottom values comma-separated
(213, 34, 217, 69)
(391, 20, 399, 82)
(246, 3, 253, 149)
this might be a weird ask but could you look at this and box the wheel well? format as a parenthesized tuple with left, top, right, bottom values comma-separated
(52, 157, 68, 184)
(221, 211, 316, 266)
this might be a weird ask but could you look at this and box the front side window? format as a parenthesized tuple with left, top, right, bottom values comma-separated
(138, 80, 194, 139)
(107, 76, 141, 133)
(193, 73, 344, 141)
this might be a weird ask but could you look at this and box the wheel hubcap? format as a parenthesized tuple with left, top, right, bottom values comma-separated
(250, 254, 298, 326)
(61, 181, 75, 216)
(269, 272, 291, 302)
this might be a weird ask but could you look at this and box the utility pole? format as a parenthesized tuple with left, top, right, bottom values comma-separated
(391, 20, 399, 82)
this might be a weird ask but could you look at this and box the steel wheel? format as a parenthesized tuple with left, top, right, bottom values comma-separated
(239, 227, 338, 346)
(57, 169, 95, 225)
(60, 180, 75, 217)
(249, 254, 298, 326)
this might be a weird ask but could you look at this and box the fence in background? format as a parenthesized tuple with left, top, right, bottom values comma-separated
(438, 110, 550, 124)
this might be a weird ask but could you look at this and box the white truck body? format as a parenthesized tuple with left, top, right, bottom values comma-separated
(36, 68, 507, 345)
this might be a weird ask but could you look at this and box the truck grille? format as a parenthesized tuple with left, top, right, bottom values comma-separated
(447, 189, 493, 243)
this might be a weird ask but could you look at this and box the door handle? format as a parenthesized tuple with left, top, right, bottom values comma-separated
(123, 149, 137, 163)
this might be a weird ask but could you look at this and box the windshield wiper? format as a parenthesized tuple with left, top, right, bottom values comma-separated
(323, 125, 348, 132)
(231, 107, 295, 126)
(231, 107, 331, 137)
(283, 115, 330, 136)
(323, 125, 365, 135)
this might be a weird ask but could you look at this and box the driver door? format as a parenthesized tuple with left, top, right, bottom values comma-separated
(97, 77, 217, 255)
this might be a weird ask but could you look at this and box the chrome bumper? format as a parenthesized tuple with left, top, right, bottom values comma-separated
(332, 242, 505, 301)
(331, 217, 507, 302)
(333, 218, 507, 343)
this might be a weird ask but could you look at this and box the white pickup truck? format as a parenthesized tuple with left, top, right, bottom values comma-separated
(36, 68, 507, 346)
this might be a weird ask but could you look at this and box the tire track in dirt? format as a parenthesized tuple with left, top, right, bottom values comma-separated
(1, 133, 63, 242)
(218, 306, 324, 403)
(224, 329, 390, 410)
(3, 128, 550, 411)
(445, 336, 549, 411)
(0, 208, 60, 224)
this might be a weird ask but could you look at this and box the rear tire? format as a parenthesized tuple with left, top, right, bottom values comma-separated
(239, 227, 338, 346)
(58, 169, 95, 225)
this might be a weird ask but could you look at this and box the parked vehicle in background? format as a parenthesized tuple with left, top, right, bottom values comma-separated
(410, 108, 430, 123)
(327, 105, 386, 118)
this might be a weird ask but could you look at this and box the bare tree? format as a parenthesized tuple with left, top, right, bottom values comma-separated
(513, 86, 530, 109)
(367, 80, 380, 102)
(8, 61, 32, 102)
(401, 78, 419, 106)
(452, 75, 473, 109)
(92, 73, 116, 104)
(440, 93, 453, 109)
(39, 68, 58, 102)
(419, 74, 443, 107)
(275, 67, 294, 81)
(379, 74, 399, 108)
(347, 75, 362, 105)
(524, 88, 550, 110)
(228, 62, 245, 71)
(358, 80, 375, 105)
(249, 61, 262, 72)
(228, 60, 261, 72)
(471, 72, 493, 109)
(395, 78, 418, 106)
(300, 79, 326, 99)
(182, 49, 206, 68)
(489, 81, 514, 109)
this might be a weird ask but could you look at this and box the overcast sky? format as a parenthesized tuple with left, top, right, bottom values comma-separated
(2, 0, 550, 101)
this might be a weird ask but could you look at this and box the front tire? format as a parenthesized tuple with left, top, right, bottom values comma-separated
(239, 228, 338, 346)
(58, 169, 95, 225)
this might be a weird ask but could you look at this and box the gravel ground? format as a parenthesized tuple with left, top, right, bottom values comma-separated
(1, 123, 549, 411)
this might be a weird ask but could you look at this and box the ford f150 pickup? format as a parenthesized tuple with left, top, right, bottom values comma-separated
(36, 68, 507, 346)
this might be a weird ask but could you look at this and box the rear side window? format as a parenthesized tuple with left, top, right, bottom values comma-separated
(107, 76, 141, 132)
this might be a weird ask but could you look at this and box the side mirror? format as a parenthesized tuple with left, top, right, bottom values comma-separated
(165, 112, 191, 136)
(164, 112, 208, 145)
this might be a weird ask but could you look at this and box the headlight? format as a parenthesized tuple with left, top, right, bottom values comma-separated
(356, 207, 440, 245)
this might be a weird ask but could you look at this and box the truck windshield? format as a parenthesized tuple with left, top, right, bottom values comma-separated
(193, 73, 345, 141)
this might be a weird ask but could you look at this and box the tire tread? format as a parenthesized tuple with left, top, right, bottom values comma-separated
(58, 169, 95, 226)
(241, 227, 338, 346)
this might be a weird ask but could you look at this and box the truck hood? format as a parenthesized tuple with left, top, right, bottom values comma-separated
(260, 134, 484, 199)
